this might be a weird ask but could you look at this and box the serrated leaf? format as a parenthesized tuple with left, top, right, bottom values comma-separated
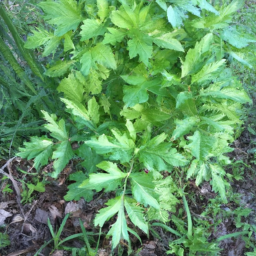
(39, 0, 83, 36)
(123, 76, 159, 107)
(130, 173, 159, 209)
(187, 159, 199, 179)
(153, 33, 184, 52)
(221, 27, 256, 49)
(61, 98, 96, 130)
(52, 140, 74, 178)
(92, 43, 116, 70)
(77, 144, 102, 174)
(192, 60, 226, 84)
(80, 51, 92, 76)
(127, 31, 152, 65)
(228, 51, 253, 69)
(138, 133, 188, 171)
(97, 0, 109, 21)
(167, 5, 182, 28)
(200, 86, 252, 104)
(172, 117, 199, 139)
(156, 0, 167, 11)
(42, 111, 68, 141)
(198, 0, 219, 15)
(85, 132, 134, 163)
(107, 199, 129, 249)
(64, 33, 75, 52)
(126, 120, 136, 141)
(185, 130, 216, 161)
(80, 19, 106, 41)
(88, 97, 100, 125)
(94, 197, 122, 227)
(86, 69, 103, 94)
(176, 92, 197, 116)
(64, 172, 93, 201)
(57, 73, 84, 103)
(103, 28, 126, 45)
(100, 94, 111, 114)
(195, 162, 210, 185)
(17, 137, 53, 170)
(210, 165, 227, 202)
(83, 161, 126, 192)
(111, 8, 135, 30)
(24, 28, 53, 49)
(45, 60, 75, 77)
(125, 197, 148, 234)
(181, 33, 213, 77)
(43, 36, 62, 56)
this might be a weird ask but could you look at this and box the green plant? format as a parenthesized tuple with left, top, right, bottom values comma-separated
(0, 232, 10, 249)
(17, 0, 255, 252)
(35, 215, 97, 256)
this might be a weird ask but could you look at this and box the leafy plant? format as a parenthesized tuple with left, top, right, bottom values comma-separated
(17, 0, 254, 252)
(35, 215, 97, 256)
(0, 232, 10, 249)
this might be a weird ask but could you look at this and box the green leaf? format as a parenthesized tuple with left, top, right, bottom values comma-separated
(198, 0, 219, 15)
(181, 33, 213, 77)
(85, 131, 135, 163)
(210, 164, 227, 202)
(45, 60, 75, 77)
(130, 173, 159, 209)
(195, 162, 210, 185)
(122, 75, 159, 107)
(176, 92, 197, 116)
(200, 86, 252, 104)
(124, 197, 148, 235)
(80, 51, 92, 76)
(185, 130, 216, 161)
(126, 120, 136, 141)
(61, 98, 96, 130)
(17, 137, 53, 170)
(221, 27, 256, 49)
(153, 33, 184, 52)
(83, 161, 126, 192)
(64, 33, 75, 52)
(156, 0, 167, 11)
(167, 5, 182, 28)
(42, 111, 69, 141)
(228, 51, 253, 69)
(107, 199, 129, 249)
(103, 28, 126, 45)
(94, 197, 122, 227)
(191, 60, 226, 84)
(57, 73, 84, 103)
(111, 7, 135, 30)
(64, 172, 93, 201)
(43, 36, 62, 57)
(92, 43, 116, 70)
(24, 28, 53, 49)
(77, 144, 102, 174)
(97, 0, 109, 21)
(52, 140, 74, 178)
(172, 117, 199, 139)
(39, 0, 83, 36)
(88, 97, 100, 125)
(127, 31, 152, 65)
(138, 133, 188, 171)
(80, 19, 106, 41)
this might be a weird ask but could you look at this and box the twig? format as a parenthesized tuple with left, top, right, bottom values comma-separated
(1, 157, 25, 217)
(0, 157, 15, 178)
